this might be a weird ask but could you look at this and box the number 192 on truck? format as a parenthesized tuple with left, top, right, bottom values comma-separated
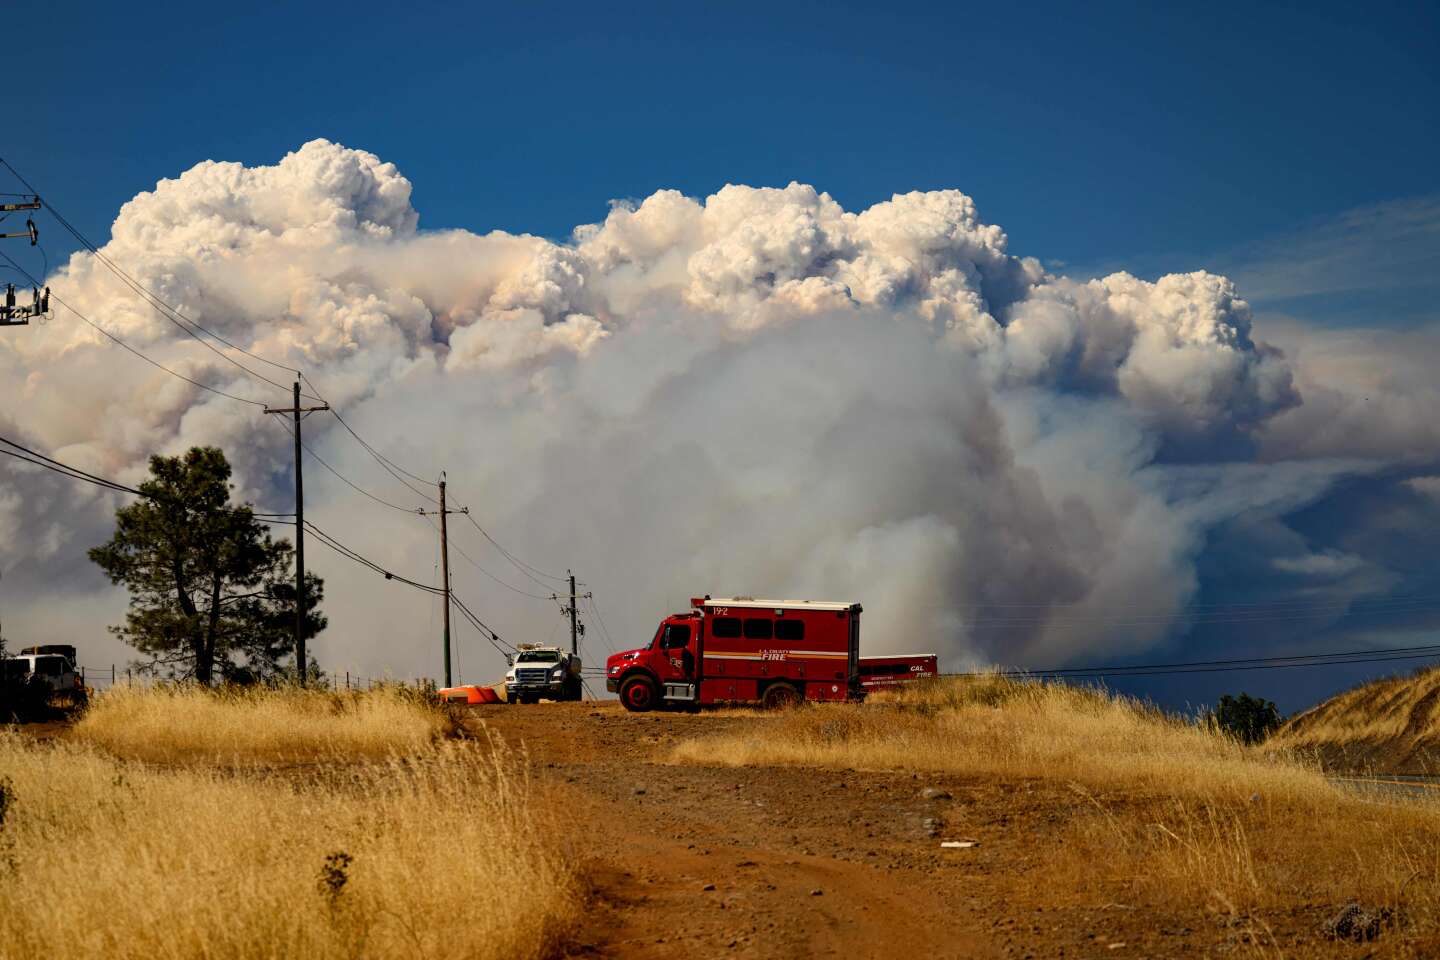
(605, 597, 937, 711)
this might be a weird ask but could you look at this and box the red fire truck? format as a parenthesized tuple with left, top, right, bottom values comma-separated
(858, 653, 939, 690)
(605, 597, 939, 711)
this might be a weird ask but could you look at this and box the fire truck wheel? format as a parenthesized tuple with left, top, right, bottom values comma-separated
(762, 682, 802, 710)
(619, 675, 658, 712)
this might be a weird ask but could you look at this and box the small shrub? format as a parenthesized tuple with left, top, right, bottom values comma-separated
(318, 851, 354, 907)
(1209, 693, 1282, 745)
(0, 775, 13, 831)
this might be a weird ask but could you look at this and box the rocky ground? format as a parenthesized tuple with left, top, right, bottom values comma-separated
(476, 701, 1414, 959)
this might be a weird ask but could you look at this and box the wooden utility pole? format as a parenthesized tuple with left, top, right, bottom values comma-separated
(264, 382, 328, 686)
(569, 571, 579, 656)
(440, 478, 453, 687)
(422, 474, 467, 688)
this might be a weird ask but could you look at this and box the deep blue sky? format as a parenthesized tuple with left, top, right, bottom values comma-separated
(12, 0, 1439, 270)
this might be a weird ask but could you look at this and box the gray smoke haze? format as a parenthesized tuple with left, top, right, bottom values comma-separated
(0, 140, 1433, 682)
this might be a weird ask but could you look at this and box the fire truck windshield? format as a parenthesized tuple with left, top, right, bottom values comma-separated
(516, 651, 561, 663)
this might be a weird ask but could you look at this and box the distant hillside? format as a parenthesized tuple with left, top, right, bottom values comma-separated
(1268, 666, 1440, 774)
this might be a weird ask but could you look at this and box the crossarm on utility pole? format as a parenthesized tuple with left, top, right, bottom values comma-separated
(263, 382, 329, 686)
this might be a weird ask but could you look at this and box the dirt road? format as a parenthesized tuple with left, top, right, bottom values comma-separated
(477, 702, 1374, 959)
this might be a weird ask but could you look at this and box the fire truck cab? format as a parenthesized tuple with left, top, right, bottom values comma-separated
(606, 597, 862, 711)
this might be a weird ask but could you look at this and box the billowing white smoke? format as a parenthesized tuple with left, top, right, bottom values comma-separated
(3, 139, 1391, 680)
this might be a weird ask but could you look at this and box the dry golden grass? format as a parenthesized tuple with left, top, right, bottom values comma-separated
(0, 729, 578, 960)
(673, 675, 1440, 949)
(675, 674, 1326, 801)
(1058, 785, 1440, 942)
(71, 684, 451, 764)
(1266, 665, 1440, 772)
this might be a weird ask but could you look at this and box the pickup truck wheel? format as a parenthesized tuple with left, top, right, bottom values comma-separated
(619, 675, 658, 713)
(762, 682, 801, 710)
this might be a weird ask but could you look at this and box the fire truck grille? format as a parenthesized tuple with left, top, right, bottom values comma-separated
(515, 668, 551, 684)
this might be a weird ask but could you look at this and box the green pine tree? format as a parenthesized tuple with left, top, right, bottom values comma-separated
(88, 447, 326, 684)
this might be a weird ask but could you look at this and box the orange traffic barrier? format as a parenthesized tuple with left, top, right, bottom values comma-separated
(437, 684, 502, 705)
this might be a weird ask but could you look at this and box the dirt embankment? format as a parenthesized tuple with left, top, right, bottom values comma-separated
(1269, 666, 1440, 774)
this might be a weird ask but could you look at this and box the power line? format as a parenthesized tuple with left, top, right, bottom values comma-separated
(949, 641, 1440, 680)
(456, 510, 567, 588)
(0, 160, 531, 588)
(1008, 650, 1440, 678)
(328, 409, 439, 502)
(961, 594, 1440, 610)
(449, 592, 514, 655)
(0, 440, 138, 495)
(1, 157, 453, 529)
(965, 600, 1440, 629)
(0, 434, 291, 518)
(585, 593, 619, 656)
(0, 248, 270, 407)
(269, 415, 429, 516)
(0, 159, 448, 503)
(422, 514, 558, 600)
(295, 519, 445, 596)
(43, 207, 302, 394)
(0, 155, 314, 397)
(0, 430, 483, 683)
(295, 374, 439, 499)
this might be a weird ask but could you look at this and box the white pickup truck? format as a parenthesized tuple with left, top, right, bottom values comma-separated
(3, 644, 86, 706)
(2, 644, 84, 713)
(504, 645, 582, 704)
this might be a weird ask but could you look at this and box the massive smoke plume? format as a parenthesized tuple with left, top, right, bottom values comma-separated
(1, 140, 1433, 683)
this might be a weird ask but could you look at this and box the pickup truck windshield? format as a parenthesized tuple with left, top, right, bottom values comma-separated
(33, 656, 65, 676)
(516, 651, 561, 663)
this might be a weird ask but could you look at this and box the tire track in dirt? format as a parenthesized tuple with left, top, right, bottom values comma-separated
(481, 703, 992, 957)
